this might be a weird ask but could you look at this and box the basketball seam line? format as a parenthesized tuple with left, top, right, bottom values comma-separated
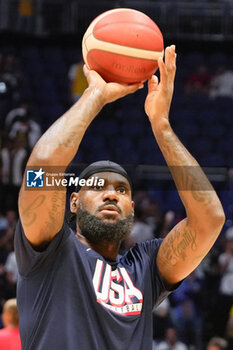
(84, 33, 164, 60)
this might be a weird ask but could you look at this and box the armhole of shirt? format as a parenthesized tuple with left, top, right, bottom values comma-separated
(14, 219, 72, 277)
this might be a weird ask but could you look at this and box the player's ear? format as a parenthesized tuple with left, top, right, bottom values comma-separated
(70, 192, 79, 213)
(131, 201, 135, 216)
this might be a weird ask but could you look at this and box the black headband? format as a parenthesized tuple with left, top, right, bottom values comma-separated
(76, 160, 132, 192)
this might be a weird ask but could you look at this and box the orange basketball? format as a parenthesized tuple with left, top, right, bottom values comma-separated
(82, 8, 164, 84)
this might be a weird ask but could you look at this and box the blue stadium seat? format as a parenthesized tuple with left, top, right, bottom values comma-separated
(41, 47, 63, 64)
(222, 111, 233, 126)
(197, 109, 220, 124)
(211, 96, 233, 112)
(186, 94, 210, 111)
(183, 52, 206, 69)
(63, 49, 81, 65)
(93, 120, 118, 136)
(217, 138, 233, 156)
(142, 151, 166, 165)
(175, 123, 199, 138)
(208, 52, 227, 70)
(227, 156, 233, 167)
(82, 134, 106, 150)
(24, 60, 44, 74)
(38, 104, 66, 130)
(219, 190, 233, 219)
(192, 138, 213, 154)
(164, 189, 184, 213)
(201, 124, 225, 139)
(88, 149, 111, 162)
(200, 154, 226, 167)
(138, 138, 157, 152)
(114, 149, 139, 163)
(20, 46, 40, 61)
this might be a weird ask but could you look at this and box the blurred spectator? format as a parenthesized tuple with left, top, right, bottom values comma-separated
(153, 327, 188, 350)
(158, 210, 176, 239)
(19, 0, 33, 17)
(42, 0, 64, 34)
(0, 213, 7, 232)
(197, 250, 222, 344)
(153, 298, 172, 343)
(5, 101, 31, 133)
(5, 210, 17, 234)
(0, 138, 28, 186)
(226, 305, 233, 349)
(131, 191, 176, 238)
(0, 80, 12, 123)
(68, 59, 88, 103)
(0, 211, 17, 265)
(4, 250, 18, 299)
(0, 51, 4, 75)
(185, 64, 211, 95)
(4, 251, 18, 286)
(214, 227, 233, 337)
(0, 52, 22, 119)
(0, 298, 21, 350)
(0, 220, 9, 265)
(0, 52, 21, 95)
(6, 104, 41, 150)
(4, 210, 18, 290)
(170, 271, 203, 348)
(0, 210, 18, 301)
(0, 138, 28, 211)
(174, 299, 199, 348)
(18, 0, 34, 33)
(123, 206, 154, 250)
(209, 67, 233, 99)
(206, 336, 228, 350)
(143, 199, 161, 232)
(218, 228, 233, 297)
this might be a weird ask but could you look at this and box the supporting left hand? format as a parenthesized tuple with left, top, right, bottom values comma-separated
(144, 45, 176, 125)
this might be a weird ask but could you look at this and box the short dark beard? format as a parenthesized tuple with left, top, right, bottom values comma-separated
(76, 206, 134, 244)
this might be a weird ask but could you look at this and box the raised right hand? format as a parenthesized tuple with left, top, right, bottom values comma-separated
(83, 65, 144, 105)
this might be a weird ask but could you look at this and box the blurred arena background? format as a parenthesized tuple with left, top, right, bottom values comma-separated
(0, 1, 233, 349)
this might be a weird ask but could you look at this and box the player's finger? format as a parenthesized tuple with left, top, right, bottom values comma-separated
(120, 82, 144, 95)
(83, 64, 106, 87)
(148, 75, 159, 93)
(165, 45, 176, 81)
(83, 64, 89, 77)
(158, 56, 168, 86)
(165, 45, 175, 63)
(83, 64, 93, 85)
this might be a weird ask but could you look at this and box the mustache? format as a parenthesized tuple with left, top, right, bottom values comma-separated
(98, 200, 122, 214)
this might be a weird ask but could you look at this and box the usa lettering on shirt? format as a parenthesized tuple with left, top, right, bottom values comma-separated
(92, 259, 143, 316)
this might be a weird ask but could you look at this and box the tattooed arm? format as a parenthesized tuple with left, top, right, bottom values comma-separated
(145, 45, 225, 285)
(19, 67, 143, 246)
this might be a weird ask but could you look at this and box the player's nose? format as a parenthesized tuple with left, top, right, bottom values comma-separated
(102, 189, 119, 203)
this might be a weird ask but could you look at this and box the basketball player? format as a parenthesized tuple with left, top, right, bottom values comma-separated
(0, 299, 21, 350)
(15, 45, 225, 349)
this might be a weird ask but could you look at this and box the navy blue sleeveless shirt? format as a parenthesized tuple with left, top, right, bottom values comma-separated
(15, 220, 175, 350)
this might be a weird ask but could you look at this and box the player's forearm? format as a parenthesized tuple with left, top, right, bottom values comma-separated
(27, 86, 104, 166)
(151, 119, 225, 233)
